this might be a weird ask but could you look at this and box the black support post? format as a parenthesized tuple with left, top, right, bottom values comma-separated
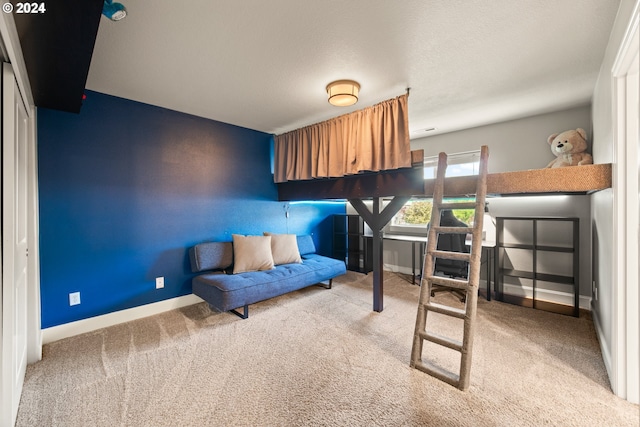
(372, 199, 384, 312)
(348, 196, 410, 312)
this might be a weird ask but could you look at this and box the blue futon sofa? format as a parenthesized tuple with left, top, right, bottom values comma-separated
(189, 235, 346, 319)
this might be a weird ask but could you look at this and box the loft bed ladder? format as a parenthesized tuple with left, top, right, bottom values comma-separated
(410, 145, 489, 391)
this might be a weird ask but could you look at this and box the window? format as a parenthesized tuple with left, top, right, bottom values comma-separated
(392, 198, 475, 229)
(389, 150, 481, 232)
(393, 199, 432, 226)
(423, 150, 481, 179)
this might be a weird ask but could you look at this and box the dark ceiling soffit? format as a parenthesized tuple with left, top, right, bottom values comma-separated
(14, 0, 103, 113)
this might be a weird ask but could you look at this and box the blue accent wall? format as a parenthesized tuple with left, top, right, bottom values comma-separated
(38, 91, 345, 328)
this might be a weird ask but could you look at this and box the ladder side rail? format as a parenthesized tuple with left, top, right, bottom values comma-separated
(425, 152, 449, 281)
(411, 152, 448, 367)
(458, 145, 489, 391)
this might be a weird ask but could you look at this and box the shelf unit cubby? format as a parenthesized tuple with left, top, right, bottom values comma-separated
(332, 214, 373, 274)
(495, 217, 579, 317)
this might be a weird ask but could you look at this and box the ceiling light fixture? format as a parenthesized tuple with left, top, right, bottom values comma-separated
(102, 0, 127, 21)
(326, 80, 360, 107)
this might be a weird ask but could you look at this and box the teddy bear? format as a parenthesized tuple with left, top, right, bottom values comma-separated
(545, 128, 593, 168)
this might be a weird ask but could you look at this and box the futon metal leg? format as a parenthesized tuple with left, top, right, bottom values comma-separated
(318, 279, 332, 289)
(230, 304, 249, 319)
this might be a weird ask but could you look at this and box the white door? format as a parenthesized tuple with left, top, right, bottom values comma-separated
(1, 62, 29, 427)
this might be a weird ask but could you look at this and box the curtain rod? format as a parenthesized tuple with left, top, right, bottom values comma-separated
(276, 92, 409, 137)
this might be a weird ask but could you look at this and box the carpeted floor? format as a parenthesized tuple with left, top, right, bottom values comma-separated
(16, 271, 639, 426)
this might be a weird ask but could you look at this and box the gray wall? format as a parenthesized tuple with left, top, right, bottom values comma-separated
(411, 105, 592, 173)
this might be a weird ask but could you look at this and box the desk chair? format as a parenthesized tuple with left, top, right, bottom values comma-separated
(429, 210, 469, 302)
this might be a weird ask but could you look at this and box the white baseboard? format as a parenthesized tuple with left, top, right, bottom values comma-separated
(579, 295, 592, 311)
(383, 264, 416, 276)
(40, 276, 592, 345)
(591, 305, 613, 386)
(502, 283, 591, 310)
(41, 294, 204, 344)
(383, 266, 591, 310)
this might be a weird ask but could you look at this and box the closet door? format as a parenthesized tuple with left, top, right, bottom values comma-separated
(1, 62, 29, 427)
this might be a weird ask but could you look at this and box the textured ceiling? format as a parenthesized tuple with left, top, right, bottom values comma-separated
(86, 0, 620, 137)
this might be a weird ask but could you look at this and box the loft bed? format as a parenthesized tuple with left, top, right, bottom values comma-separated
(278, 150, 612, 200)
(276, 149, 612, 312)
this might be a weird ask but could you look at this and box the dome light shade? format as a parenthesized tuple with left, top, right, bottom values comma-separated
(326, 80, 360, 106)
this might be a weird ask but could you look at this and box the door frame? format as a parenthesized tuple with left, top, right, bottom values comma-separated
(611, 0, 640, 404)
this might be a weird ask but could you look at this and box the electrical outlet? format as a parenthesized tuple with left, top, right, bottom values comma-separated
(156, 277, 164, 289)
(69, 292, 81, 306)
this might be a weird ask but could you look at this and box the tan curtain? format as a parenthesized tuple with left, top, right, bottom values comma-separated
(274, 93, 410, 183)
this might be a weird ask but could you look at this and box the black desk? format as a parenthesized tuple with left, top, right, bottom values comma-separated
(382, 234, 428, 285)
(383, 234, 495, 300)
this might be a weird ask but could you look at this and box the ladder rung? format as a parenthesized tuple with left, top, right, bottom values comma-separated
(433, 226, 473, 234)
(424, 301, 466, 319)
(427, 275, 469, 290)
(413, 359, 460, 387)
(439, 202, 477, 210)
(419, 331, 463, 351)
(430, 250, 471, 262)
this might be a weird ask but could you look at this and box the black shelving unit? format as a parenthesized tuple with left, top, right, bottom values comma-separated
(495, 217, 579, 317)
(332, 214, 373, 273)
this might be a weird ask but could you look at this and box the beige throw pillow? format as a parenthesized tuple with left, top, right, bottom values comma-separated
(232, 234, 275, 274)
(263, 232, 302, 265)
